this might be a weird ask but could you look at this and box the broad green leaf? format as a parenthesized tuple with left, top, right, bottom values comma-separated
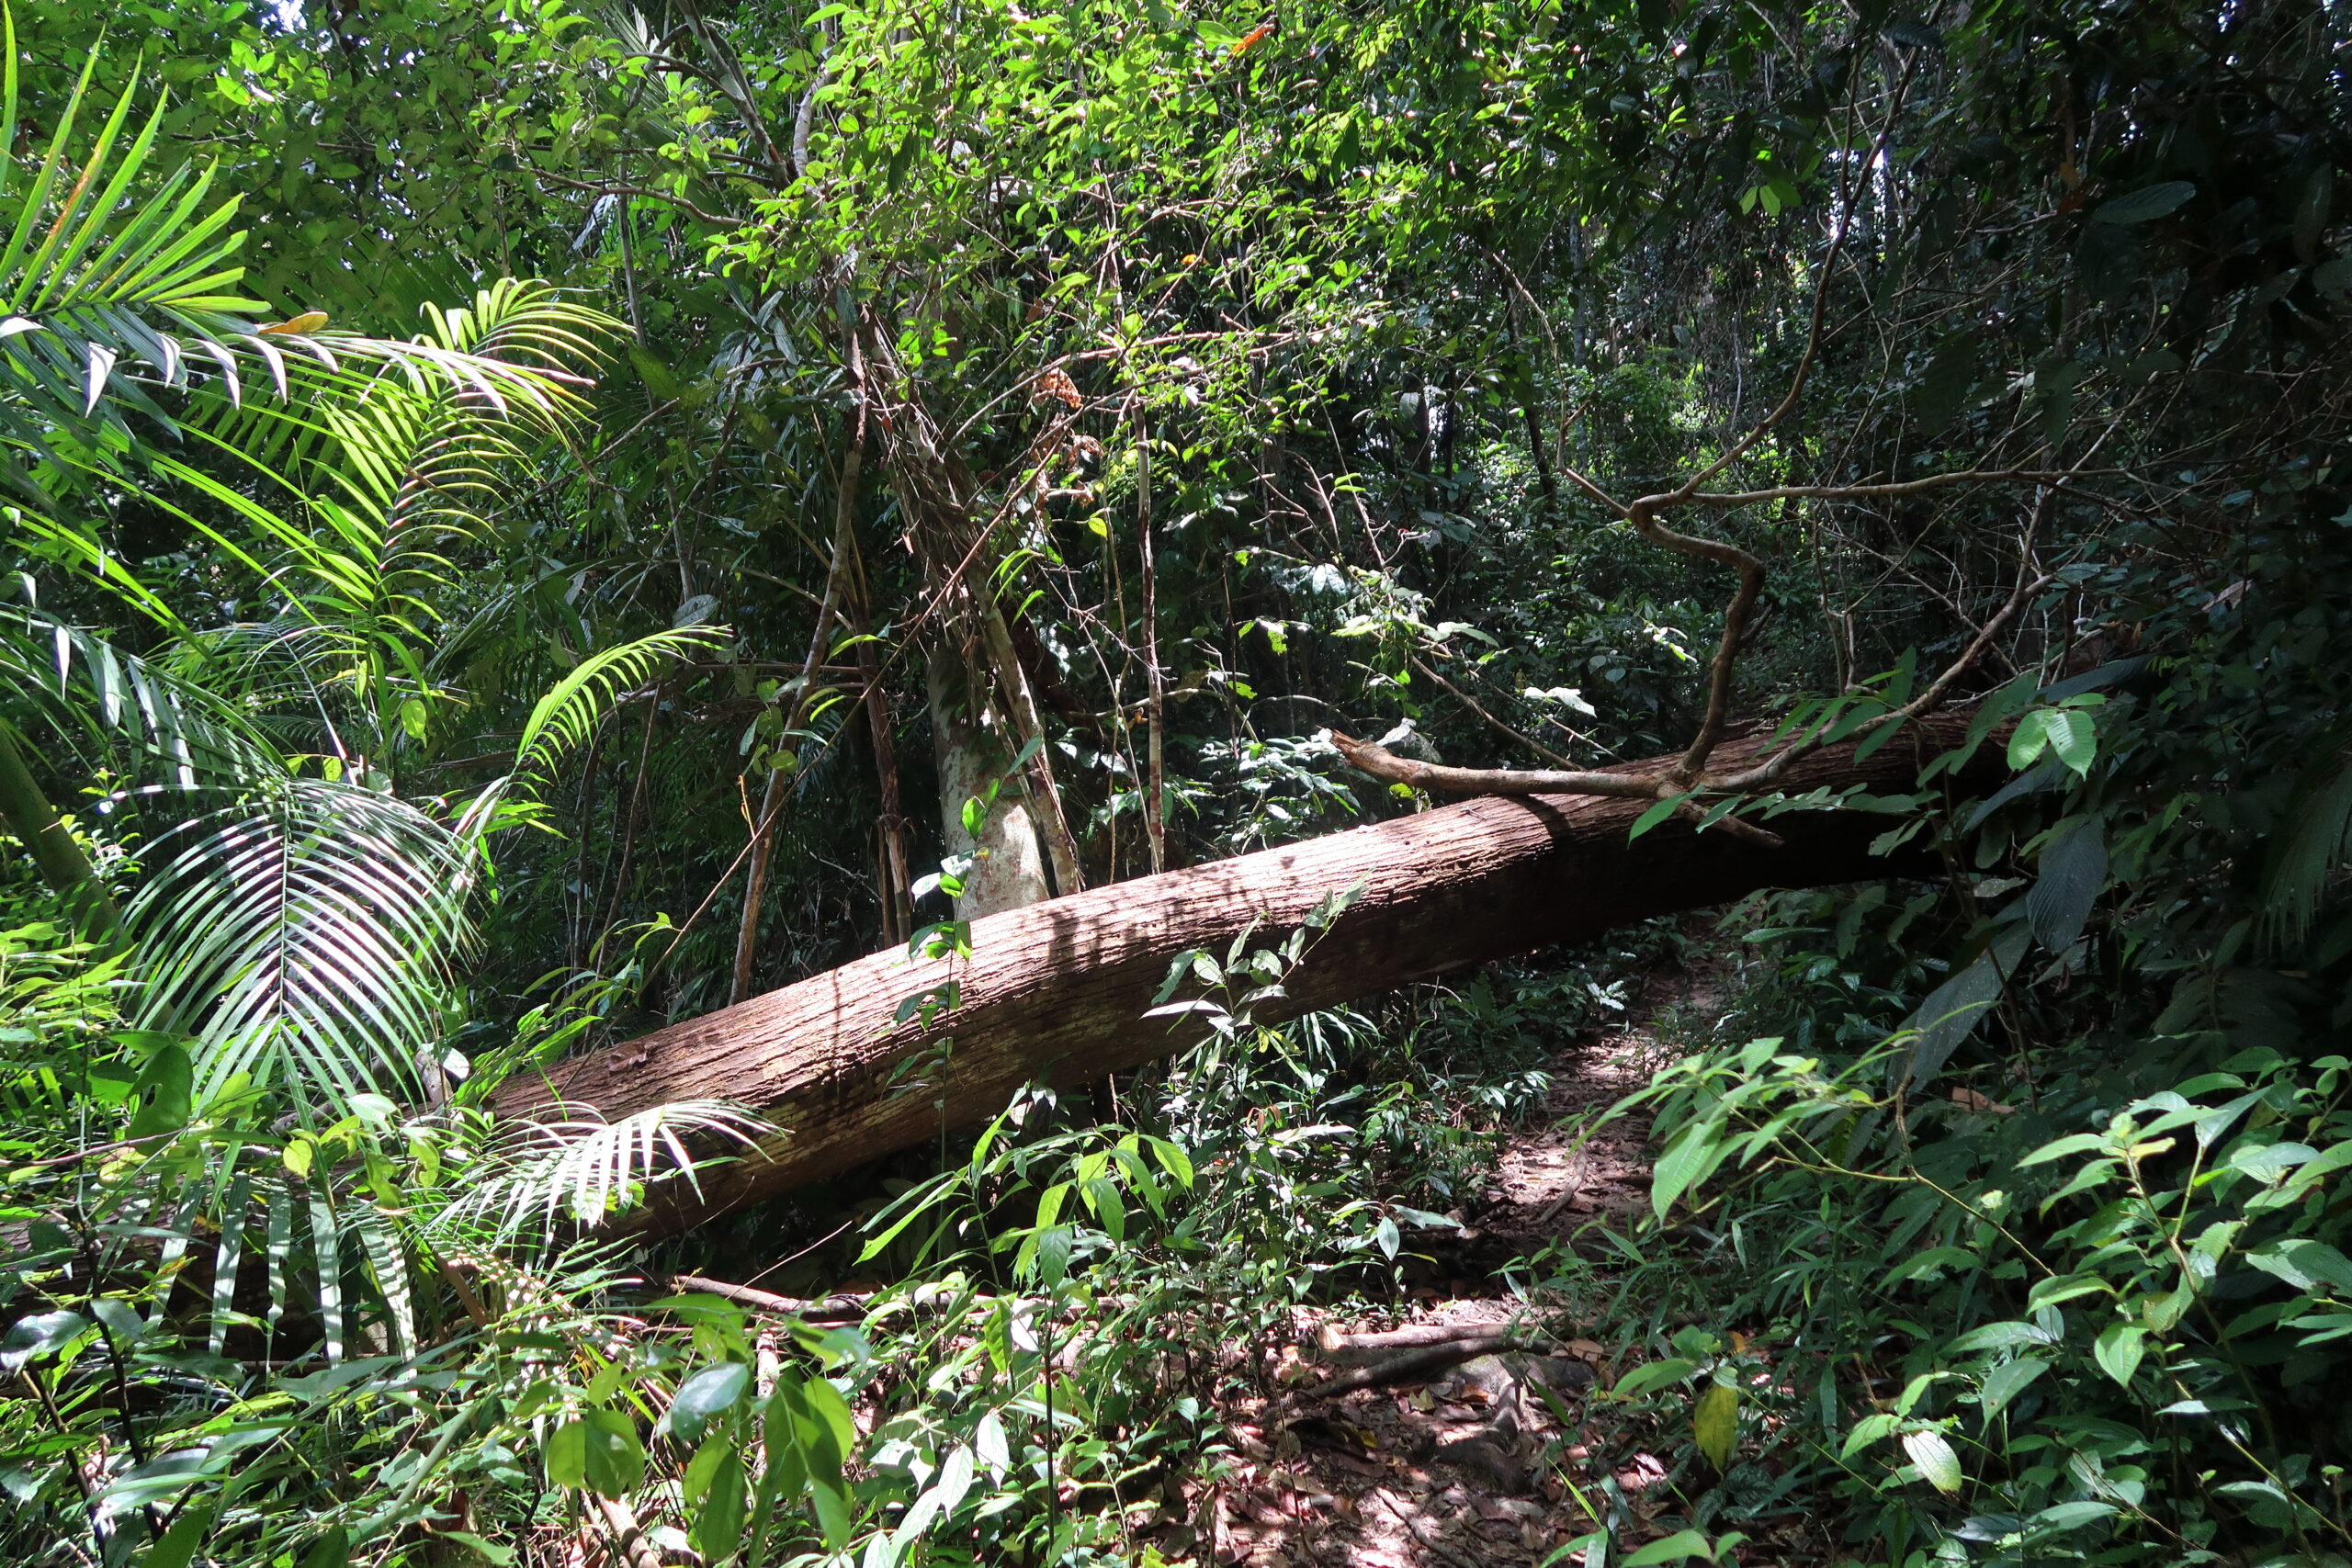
(2046, 709, 2097, 776)
(684, 1435, 730, 1504)
(2025, 1273, 2113, 1309)
(2019, 1133, 2109, 1168)
(666, 1361, 751, 1446)
(2094, 1320, 2146, 1387)
(1841, 1412, 1899, 1459)
(808, 1477, 854, 1550)
(1901, 1428, 1962, 1494)
(933, 1443, 977, 1517)
(1977, 1356, 2050, 1418)
(1609, 1358, 1700, 1400)
(1627, 795, 1681, 841)
(1623, 1529, 1713, 1565)
(144, 1500, 215, 1568)
(690, 1449, 747, 1563)
(975, 1409, 1011, 1475)
(1692, 1382, 1738, 1470)
(1146, 1135, 1193, 1187)
(2093, 181, 2195, 224)
(2247, 1239, 2352, 1292)
(125, 1042, 192, 1140)
(1883, 1246, 1977, 1287)
(762, 1382, 810, 1496)
(581, 1408, 647, 1497)
(545, 1418, 588, 1489)
(2033, 1500, 2120, 1531)
(800, 1376, 857, 1477)
(0, 1309, 87, 1372)
(2007, 708, 2056, 771)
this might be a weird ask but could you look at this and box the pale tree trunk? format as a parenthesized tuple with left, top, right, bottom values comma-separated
(925, 649, 1052, 919)
(865, 318, 1084, 919)
(496, 716, 1996, 1237)
(978, 604, 1085, 897)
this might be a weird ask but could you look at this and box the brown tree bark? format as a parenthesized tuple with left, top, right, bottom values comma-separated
(494, 716, 1991, 1235)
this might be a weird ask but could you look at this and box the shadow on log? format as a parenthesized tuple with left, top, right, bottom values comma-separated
(495, 716, 1990, 1235)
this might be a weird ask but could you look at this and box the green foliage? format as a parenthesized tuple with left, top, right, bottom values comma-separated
(0, 0, 2347, 1562)
(1534, 511, 2352, 1562)
(1554, 1033, 2352, 1562)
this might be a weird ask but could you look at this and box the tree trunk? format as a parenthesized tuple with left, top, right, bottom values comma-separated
(925, 649, 1052, 918)
(978, 603, 1085, 897)
(0, 721, 118, 939)
(495, 716, 1992, 1235)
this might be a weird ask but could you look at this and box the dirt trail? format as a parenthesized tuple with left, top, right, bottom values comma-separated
(1179, 963, 1723, 1567)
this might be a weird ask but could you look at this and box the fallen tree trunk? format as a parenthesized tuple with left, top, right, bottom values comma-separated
(497, 716, 1988, 1234)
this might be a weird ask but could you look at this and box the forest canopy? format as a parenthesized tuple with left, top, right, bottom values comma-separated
(2, 1, 2349, 1565)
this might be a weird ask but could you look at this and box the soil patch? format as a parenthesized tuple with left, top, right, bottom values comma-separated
(1170, 959, 1724, 1566)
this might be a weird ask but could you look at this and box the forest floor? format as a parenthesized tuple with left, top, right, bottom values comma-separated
(1179, 960, 1721, 1568)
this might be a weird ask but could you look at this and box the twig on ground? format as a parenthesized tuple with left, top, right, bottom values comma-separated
(592, 1495, 664, 1568)
(1532, 1180, 1582, 1228)
(1303, 1334, 1544, 1398)
(1373, 1487, 1484, 1568)
(1316, 1320, 1535, 1359)
(668, 1274, 869, 1320)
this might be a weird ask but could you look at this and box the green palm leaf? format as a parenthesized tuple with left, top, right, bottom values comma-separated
(433, 1100, 768, 1243)
(2264, 743, 2352, 948)
(0, 613, 277, 790)
(512, 626, 729, 784)
(0, 25, 603, 471)
(124, 777, 477, 1102)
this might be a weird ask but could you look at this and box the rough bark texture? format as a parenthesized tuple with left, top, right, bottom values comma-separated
(497, 716, 1987, 1235)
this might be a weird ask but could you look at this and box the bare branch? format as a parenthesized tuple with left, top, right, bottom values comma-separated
(669, 1273, 870, 1320)
(1618, 496, 1770, 782)
(1331, 731, 1660, 799)
(1555, 459, 1631, 519)
(1683, 468, 2098, 509)
(1710, 569, 2057, 795)
(1672, 47, 1924, 501)
(1407, 654, 1588, 770)
(521, 163, 745, 228)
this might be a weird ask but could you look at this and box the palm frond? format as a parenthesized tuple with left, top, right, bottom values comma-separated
(316, 283, 607, 510)
(0, 613, 277, 790)
(2264, 746, 2352, 947)
(71, 289, 619, 759)
(417, 277, 616, 374)
(431, 1100, 768, 1243)
(0, 34, 611, 471)
(511, 626, 728, 784)
(124, 777, 477, 1102)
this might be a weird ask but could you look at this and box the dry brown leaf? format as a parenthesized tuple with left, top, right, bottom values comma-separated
(1029, 367, 1081, 409)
